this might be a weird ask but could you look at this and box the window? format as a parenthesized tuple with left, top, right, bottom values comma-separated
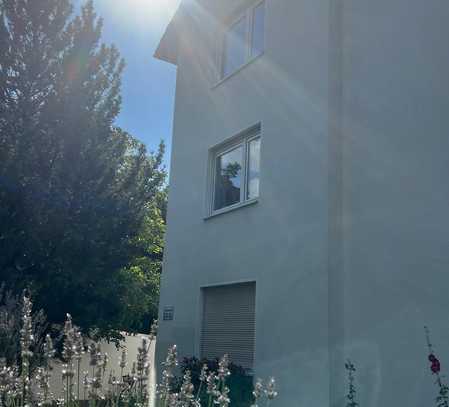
(247, 137, 261, 200)
(221, 1, 265, 78)
(214, 145, 244, 210)
(209, 125, 261, 215)
(201, 282, 256, 370)
(251, 2, 265, 57)
(222, 17, 247, 78)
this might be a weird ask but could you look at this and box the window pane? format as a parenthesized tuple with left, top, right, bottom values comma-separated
(247, 137, 261, 200)
(251, 2, 265, 57)
(223, 17, 247, 77)
(214, 146, 243, 210)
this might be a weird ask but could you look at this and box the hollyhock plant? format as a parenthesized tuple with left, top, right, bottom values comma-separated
(425, 326, 449, 407)
(345, 360, 358, 407)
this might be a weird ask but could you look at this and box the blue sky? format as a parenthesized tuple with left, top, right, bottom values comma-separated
(77, 0, 181, 171)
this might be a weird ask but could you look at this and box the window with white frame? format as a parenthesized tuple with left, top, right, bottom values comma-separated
(221, 1, 265, 78)
(210, 125, 261, 214)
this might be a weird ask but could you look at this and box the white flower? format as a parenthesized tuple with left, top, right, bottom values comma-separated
(43, 334, 55, 361)
(206, 372, 218, 396)
(214, 386, 230, 407)
(158, 345, 179, 402)
(199, 364, 208, 382)
(179, 370, 196, 406)
(264, 377, 278, 400)
(163, 345, 178, 370)
(217, 355, 230, 381)
(252, 378, 264, 400)
(20, 296, 34, 364)
(149, 319, 158, 341)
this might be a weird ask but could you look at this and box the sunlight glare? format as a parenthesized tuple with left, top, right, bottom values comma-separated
(98, 0, 181, 29)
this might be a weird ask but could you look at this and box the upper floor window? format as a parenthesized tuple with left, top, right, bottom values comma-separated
(221, 1, 265, 79)
(209, 125, 261, 215)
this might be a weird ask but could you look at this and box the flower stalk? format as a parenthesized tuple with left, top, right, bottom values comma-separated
(425, 326, 449, 407)
(345, 360, 358, 407)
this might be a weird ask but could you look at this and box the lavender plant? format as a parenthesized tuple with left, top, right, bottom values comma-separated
(165, 352, 277, 407)
(0, 294, 277, 407)
(251, 377, 278, 407)
(157, 345, 178, 406)
(0, 294, 153, 407)
(0, 288, 48, 373)
(20, 295, 33, 405)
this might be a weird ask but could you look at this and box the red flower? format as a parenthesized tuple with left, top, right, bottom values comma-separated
(431, 360, 441, 374)
(428, 354, 441, 374)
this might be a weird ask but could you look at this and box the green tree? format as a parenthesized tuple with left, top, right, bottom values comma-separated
(0, 0, 166, 337)
(116, 191, 167, 332)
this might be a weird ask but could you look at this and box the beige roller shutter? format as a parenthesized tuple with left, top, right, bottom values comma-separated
(200, 282, 256, 370)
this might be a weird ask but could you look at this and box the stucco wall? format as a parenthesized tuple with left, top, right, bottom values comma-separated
(157, 0, 449, 406)
(158, 0, 330, 405)
(340, 0, 449, 406)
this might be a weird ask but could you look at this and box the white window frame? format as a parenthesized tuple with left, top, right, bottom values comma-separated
(219, 0, 266, 81)
(206, 124, 262, 218)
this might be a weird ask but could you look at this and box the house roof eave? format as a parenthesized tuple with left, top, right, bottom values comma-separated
(154, 22, 178, 64)
(154, 4, 186, 65)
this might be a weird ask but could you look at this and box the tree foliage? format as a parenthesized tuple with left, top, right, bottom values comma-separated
(113, 190, 167, 333)
(0, 0, 166, 337)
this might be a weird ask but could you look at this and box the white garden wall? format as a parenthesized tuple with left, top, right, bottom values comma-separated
(48, 334, 156, 403)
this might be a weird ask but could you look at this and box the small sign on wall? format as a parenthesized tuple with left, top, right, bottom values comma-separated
(163, 306, 174, 321)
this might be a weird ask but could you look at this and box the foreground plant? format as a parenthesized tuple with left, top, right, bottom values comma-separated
(0, 294, 51, 407)
(157, 345, 179, 406)
(85, 320, 157, 407)
(162, 351, 278, 407)
(0, 294, 278, 407)
(425, 326, 449, 407)
(20, 295, 33, 405)
(345, 360, 358, 407)
(205, 354, 231, 407)
(251, 377, 278, 407)
(0, 293, 159, 407)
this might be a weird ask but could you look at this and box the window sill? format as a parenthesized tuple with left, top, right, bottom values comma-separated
(204, 198, 259, 220)
(211, 52, 264, 90)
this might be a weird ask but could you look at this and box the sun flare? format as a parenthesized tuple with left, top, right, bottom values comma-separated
(131, 0, 173, 13)
(98, 0, 181, 28)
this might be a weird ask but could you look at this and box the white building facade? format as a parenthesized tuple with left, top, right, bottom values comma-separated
(154, 0, 449, 405)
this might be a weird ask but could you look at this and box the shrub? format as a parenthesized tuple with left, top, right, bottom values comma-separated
(158, 348, 277, 407)
(176, 357, 253, 407)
